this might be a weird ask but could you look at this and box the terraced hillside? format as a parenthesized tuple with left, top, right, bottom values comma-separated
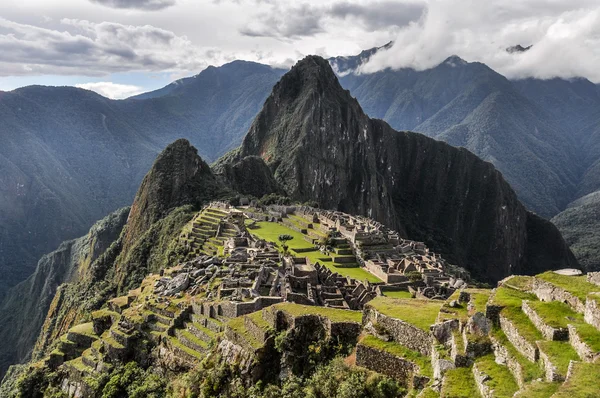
(3, 204, 598, 397)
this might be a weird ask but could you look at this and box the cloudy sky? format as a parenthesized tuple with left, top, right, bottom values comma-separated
(0, 0, 599, 98)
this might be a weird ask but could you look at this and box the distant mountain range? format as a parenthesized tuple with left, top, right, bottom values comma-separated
(2, 45, 600, 299)
(0, 61, 283, 297)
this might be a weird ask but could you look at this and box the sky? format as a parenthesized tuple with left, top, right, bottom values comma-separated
(0, 0, 599, 99)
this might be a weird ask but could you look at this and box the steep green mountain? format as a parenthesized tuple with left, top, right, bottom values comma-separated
(27, 139, 229, 366)
(552, 190, 600, 271)
(0, 207, 129, 378)
(219, 55, 578, 283)
(333, 55, 581, 217)
(0, 60, 282, 298)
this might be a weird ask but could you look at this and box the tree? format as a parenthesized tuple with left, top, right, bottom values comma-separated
(278, 234, 294, 255)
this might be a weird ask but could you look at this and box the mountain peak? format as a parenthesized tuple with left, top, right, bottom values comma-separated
(276, 55, 340, 97)
(442, 55, 468, 67)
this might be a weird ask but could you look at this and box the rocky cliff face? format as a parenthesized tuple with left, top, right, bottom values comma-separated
(223, 55, 578, 282)
(0, 207, 128, 378)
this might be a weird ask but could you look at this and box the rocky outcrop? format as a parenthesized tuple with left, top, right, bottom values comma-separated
(0, 208, 128, 378)
(215, 155, 282, 198)
(220, 55, 577, 283)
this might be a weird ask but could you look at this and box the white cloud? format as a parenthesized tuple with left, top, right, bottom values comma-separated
(75, 81, 145, 99)
(0, 17, 221, 76)
(359, 0, 600, 82)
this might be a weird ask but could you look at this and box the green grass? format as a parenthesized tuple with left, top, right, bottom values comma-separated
(66, 357, 91, 373)
(536, 272, 600, 302)
(69, 322, 97, 337)
(360, 335, 432, 377)
(167, 336, 204, 360)
(474, 355, 519, 398)
(441, 367, 480, 398)
(572, 322, 600, 352)
(501, 306, 543, 344)
(368, 297, 442, 331)
(526, 300, 583, 329)
(490, 286, 537, 308)
(491, 328, 544, 382)
(468, 289, 492, 313)
(247, 311, 271, 330)
(248, 220, 382, 282)
(273, 302, 362, 323)
(227, 317, 263, 349)
(320, 262, 382, 283)
(552, 362, 600, 397)
(537, 341, 579, 376)
(381, 290, 413, 299)
(504, 275, 534, 291)
(247, 221, 315, 250)
(514, 381, 560, 397)
(452, 329, 465, 354)
(417, 387, 439, 398)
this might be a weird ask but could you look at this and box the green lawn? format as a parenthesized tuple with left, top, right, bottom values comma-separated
(248, 220, 382, 283)
(468, 288, 493, 313)
(504, 275, 534, 291)
(360, 335, 432, 377)
(474, 355, 519, 398)
(247, 221, 315, 249)
(514, 381, 559, 397)
(536, 272, 600, 302)
(526, 300, 583, 329)
(490, 287, 537, 308)
(273, 302, 362, 323)
(368, 297, 442, 331)
(69, 322, 96, 337)
(381, 290, 413, 299)
(552, 362, 600, 397)
(537, 341, 579, 376)
(491, 328, 544, 382)
(441, 367, 480, 398)
(501, 306, 543, 344)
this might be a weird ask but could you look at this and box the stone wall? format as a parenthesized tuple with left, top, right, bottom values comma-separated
(530, 278, 585, 313)
(490, 334, 526, 388)
(499, 315, 538, 362)
(218, 296, 283, 318)
(568, 324, 600, 362)
(355, 343, 420, 387)
(522, 300, 568, 341)
(363, 306, 432, 356)
(584, 295, 600, 330)
(587, 272, 600, 287)
(472, 362, 494, 398)
(537, 343, 564, 382)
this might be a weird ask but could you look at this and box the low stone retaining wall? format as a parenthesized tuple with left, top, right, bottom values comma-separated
(356, 343, 426, 388)
(537, 343, 565, 382)
(568, 324, 600, 363)
(490, 334, 526, 388)
(584, 294, 600, 330)
(499, 315, 538, 362)
(472, 362, 493, 398)
(363, 307, 432, 356)
(244, 316, 270, 343)
(531, 278, 585, 313)
(522, 300, 568, 341)
(219, 296, 283, 318)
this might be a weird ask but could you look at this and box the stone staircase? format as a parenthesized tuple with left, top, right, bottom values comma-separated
(183, 208, 229, 257)
(165, 301, 226, 365)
